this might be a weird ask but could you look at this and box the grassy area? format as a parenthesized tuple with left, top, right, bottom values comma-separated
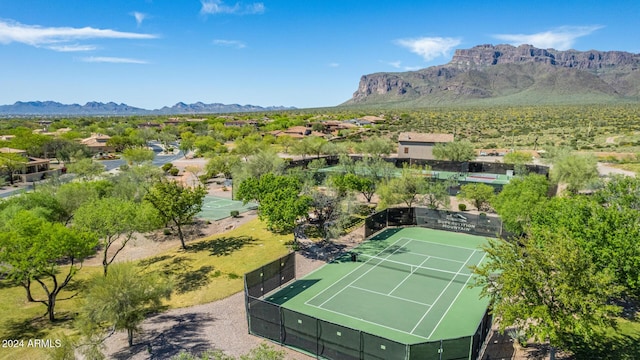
(0, 218, 292, 360)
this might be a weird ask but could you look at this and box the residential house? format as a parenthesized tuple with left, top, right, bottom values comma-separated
(81, 134, 115, 154)
(397, 132, 454, 160)
(0, 147, 60, 182)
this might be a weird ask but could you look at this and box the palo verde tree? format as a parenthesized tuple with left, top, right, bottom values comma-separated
(121, 147, 155, 166)
(144, 180, 206, 250)
(0, 210, 98, 321)
(74, 197, 160, 276)
(550, 153, 598, 194)
(432, 140, 475, 162)
(78, 262, 172, 352)
(377, 165, 428, 208)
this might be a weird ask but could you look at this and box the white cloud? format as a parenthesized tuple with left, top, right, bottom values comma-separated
(383, 60, 421, 71)
(47, 44, 97, 52)
(329, 62, 339, 68)
(131, 12, 148, 26)
(213, 39, 246, 48)
(200, 0, 265, 15)
(0, 19, 157, 49)
(493, 25, 603, 50)
(394, 36, 461, 62)
(81, 56, 148, 64)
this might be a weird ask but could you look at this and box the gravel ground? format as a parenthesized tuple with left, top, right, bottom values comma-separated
(100, 252, 325, 360)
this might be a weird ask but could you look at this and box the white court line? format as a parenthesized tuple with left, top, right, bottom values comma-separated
(304, 237, 409, 306)
(348, 285, 433, 307)
(317, 243, 406, 308)
(305, 302, 429, 340)
(399, 236, 482, 252)
(406, 251, 467, 264)
(410, 250, 476, 335)
(387, 255, 431, 296)
(426, 252, 488, 339)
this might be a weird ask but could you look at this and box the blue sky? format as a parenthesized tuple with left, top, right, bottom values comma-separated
(0, 0, 638, 109)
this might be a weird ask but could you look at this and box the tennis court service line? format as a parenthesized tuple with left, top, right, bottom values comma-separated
(386, 253, 432, 296)
(426, 251, 487, 339)
(348, 285, 433, 307)
(400, 236, 482, 252)
(409, 250, 477, 335)
(316, 242, 407, 308)
(304, 237, 409, 306)
(405, 251, 467, 264)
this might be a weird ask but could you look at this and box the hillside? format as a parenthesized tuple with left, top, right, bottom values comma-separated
(343, 44, 640, 107)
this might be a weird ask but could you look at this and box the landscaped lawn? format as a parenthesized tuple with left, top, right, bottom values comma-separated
(0, 218, 292, 360)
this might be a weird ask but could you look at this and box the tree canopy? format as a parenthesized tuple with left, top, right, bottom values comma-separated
(236, 173, 311, 233)
(144, 180, 206, 249)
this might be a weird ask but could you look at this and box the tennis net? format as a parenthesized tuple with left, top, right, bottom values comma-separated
(355, 253, 473, 282)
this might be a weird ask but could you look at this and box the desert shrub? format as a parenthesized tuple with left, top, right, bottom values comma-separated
(458, 203, 467, 211)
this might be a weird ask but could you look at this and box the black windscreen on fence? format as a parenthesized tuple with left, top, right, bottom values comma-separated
(361, 332, 407, 360)
(409, 340, 442, 360)
(415, 207, 503, 237)
(244, 252, 296, 298)
(247, 296, 281, 342)
(364, 209, 387, 238)
(282, 308, 319, 356)
(441, 337, 472, 360)
(318, 320, 362, 360)
(387, 207, 416, 226)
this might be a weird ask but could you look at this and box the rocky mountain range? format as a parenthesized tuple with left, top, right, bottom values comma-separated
(0, 101, 295, 116)
(344, 44, 640, 107)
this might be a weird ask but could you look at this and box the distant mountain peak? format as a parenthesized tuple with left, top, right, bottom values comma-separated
(0, 101, 296, 116)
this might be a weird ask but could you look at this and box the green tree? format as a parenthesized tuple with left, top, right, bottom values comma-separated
(491, 174, 550, 234)
(377, 165, 427, 208)
(205, 154, 241, 179)
(66, 158, 105, 180)
(236, 174, 311, 233)
(179, 131, 196, 154)
(74, 198, 159, 276)
(432, 141, 475, 161)
(457, 183, 495, 211)
(109, 163, 163, 202)
(357, 136, 394, 158)
(503, 151, 532, 165)
(422, 180, 451, 209)
(122, 147, 155, 166)
(336, 173, 376, 203)
(0, 210, 98, 321)
(231, 149, 285, 183)
(473, 232, 622, 354)
(79, 262, 172, 349)
(550, 153, 598, 193)
(144, 180, 206, 249)
(0, 152, 27, 185)
(275, 135, 295, 154)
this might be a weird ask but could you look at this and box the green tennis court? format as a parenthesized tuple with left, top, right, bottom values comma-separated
(197, 195, 257, 221)
(266, 227, 491, 345)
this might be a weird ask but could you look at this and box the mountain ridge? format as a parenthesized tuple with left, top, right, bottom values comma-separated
(0, 101, 296, 116)
(344, 44, 640, 107)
